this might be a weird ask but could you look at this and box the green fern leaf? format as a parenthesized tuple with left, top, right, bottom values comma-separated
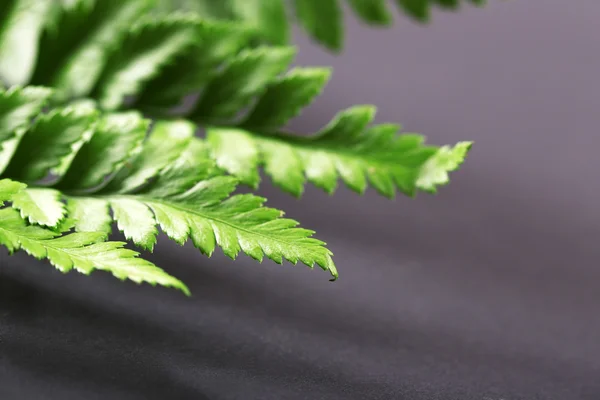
(396, 0, 431, 22)
(0, 106, 337, 278)
(55, 112, 149, 191)
(29, 0, 154, 100)
(2, 103, 98, 180)
(241, 67, 332, 132)
(416, 140, 472, 192)
(11, 187, 66, 227)
(0, 86, 53, 178)
(0, 0, 54, 85)
(0, 178, 189, 294)
(347, 0, 393, 25)
(0, 10, 471, 201)
(0, 85, 52, 147)
(293, 0, 343, 50)
(66, 197, 112, 235)
(0, 4, 477, 289)
(155, 0, 233, 19)
(0, 208, 189, 294)
(136, 40, 469, 198)
(229, 0, 290, 46)
(158, 0, 489, 51)
(92, 13, 201, 110)
(190, 46, 296, 120)
(60, 121, 337, 278)
(207, 106, 471, 197)
(0, 178, 26, 204)
(135, 19, 253, 109)
(102, 120, 194, 194)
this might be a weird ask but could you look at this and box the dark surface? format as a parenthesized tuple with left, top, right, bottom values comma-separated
(2, 1, 600, 399)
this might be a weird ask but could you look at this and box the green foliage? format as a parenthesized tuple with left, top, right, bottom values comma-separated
(0, 178, 189, 294)
(157, 0, 487, 50)
(0, 90, 337, 288)
(31, 0, 154, 98)
(0, 2, 470, 198)
(0, 178, 25, 205)
(0, 85, 52, 149)
(0, 0, 477, 292)
(0, 0, 54, 84)
(208, 109, 471, 197)
(11, 188, 66, 227)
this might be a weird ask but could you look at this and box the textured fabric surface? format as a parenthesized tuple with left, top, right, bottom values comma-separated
(1, 1, 600, 399)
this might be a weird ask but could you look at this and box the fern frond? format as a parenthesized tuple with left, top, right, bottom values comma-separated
(2, 101, 98, 181)
(0, 7, 470, 199)
(0, 178, 25, 205)
(0, 103, 338, 279)
(0, 85, 52, 148)
(137, 36, 469, 197)
(229, 0, 290, 46)
(91, 12, 202, 110)
(54, 111, 150, 191)
(135, 19, 253, 109)
(169, 48, 468, 196)
(65, 120, 337, 278)
(208, 107, 471, 197)
(29, 0, 154, 101)
(11, 187, 66, 227)
(0, 3, 477, 290)
(0, 5, 471, 201)
(297, 0, 486, 50)
(190, 46, 296, 121)
(0, 0, 54, 84)
(157, 0, 488, 51)
(0, 178, 189, 294)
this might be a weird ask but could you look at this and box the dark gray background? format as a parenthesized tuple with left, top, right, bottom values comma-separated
(1, 0, 600, 399)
